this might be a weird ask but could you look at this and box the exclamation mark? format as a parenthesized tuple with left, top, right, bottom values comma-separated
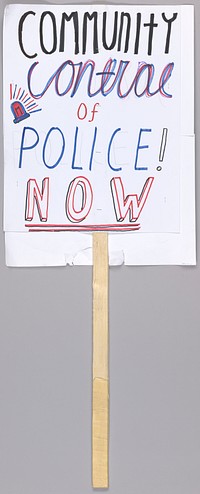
(157, 128, 168, 171)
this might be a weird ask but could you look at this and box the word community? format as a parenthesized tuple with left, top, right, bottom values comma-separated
(19, 9, 178, 58)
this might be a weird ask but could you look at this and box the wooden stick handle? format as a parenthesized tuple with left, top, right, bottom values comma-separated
(92, 232, 109, 489)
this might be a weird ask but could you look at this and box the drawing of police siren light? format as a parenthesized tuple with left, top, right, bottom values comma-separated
(10, 83, 41, 124)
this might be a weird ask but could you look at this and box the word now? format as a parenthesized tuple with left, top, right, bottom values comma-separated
(25, 176, 154, 224)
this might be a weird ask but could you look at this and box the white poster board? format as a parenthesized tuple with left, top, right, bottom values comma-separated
(3, 4, 195, 265)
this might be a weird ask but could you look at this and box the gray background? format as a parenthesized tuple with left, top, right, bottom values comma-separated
(0, 1, 199, 493)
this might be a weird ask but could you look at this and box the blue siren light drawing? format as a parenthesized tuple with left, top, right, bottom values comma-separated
(11, 101, 30, 124)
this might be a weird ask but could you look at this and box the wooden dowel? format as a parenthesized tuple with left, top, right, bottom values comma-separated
(92, 232, 109, 489)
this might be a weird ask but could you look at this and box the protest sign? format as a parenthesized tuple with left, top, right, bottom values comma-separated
(3, 4, 195, 488)
(3, 4, 195, 266)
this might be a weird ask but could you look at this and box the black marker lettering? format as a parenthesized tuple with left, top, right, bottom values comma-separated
(59, 12, 79, 55)
(117, 12, 131, 53)
(18, 11, 37, 59)
(144, 13, 158, 56)
(134, 13, 141, 54)
(40, 12, 57, 55)
(162, 13, 178, 54)
(82, 11, 98, 54)
(102, 11, 118, 51)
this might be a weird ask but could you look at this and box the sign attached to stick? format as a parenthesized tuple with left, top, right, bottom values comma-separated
(3, 5, 195, 265)
(2, 4, 196, 489)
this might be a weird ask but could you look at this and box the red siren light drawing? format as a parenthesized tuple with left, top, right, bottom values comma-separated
(10, 83, 42, 124)
(11, 101, 30, 124)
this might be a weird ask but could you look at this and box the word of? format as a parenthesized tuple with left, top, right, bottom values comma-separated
(28, 58, 174, 99)
(18, 10, 178, 58)
(25, 175, 154, 224)
(77, 102, 100, 121)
